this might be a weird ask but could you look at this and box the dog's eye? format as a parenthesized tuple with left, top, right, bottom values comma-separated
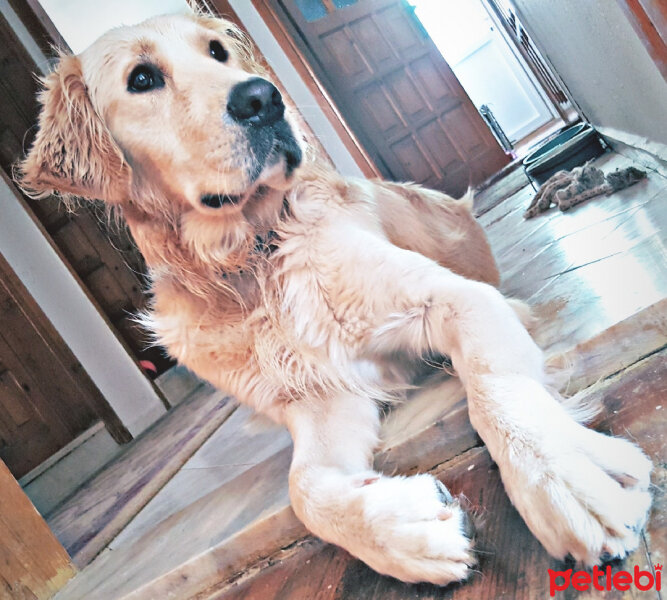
(127, 65, 164, 93)
(209, 40, 228, 63)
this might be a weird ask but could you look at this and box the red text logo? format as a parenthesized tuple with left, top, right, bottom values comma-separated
(548, 564, 662, 596)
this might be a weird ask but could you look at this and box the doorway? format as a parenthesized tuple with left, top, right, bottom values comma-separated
(411, 0, 559, 146)
(411, 0, 558, 145)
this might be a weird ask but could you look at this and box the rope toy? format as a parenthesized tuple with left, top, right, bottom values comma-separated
(524, 164, 646, 218)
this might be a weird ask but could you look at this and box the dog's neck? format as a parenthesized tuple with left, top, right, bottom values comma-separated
(121, 160, 342, 301)
(121, 183, 288, 303)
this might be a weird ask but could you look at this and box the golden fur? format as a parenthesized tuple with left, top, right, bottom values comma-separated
(19, 14, 652, 586)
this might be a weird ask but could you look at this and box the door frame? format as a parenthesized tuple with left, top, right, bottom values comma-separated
(616, 0, 667, 79)
(0, 170, 168, 439)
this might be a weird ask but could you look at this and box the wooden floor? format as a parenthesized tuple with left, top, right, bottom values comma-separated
(52, 151, 666, 600)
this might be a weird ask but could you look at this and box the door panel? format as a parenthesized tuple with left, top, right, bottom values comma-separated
(357, 82, 404, 138)
(276, 0, 509, 195)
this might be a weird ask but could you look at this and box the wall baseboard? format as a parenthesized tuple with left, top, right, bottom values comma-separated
(21, 424, 121, 516)
(598, 127, 667, 177)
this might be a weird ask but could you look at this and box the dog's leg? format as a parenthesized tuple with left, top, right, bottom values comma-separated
(370, 180, 500, 286)
(285, 392, 475, 585)
(373, 265, 652, 565)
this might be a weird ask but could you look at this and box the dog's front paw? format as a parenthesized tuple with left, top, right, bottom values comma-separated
(299, 473, 475, 585)
(502, 425, 652, 565)
(355, 474, 475, 585)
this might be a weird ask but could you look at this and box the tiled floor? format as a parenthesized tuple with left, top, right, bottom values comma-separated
(52, 151, 666, 599)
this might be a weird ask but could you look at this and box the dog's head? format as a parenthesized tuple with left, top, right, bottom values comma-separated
(18, 13, 303, 222)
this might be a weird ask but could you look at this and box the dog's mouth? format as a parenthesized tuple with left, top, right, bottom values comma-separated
(200, 193, 241, 209)
(248, 119, 303, 183)
(200, 119, 302, 211)
(199, 186, 269, 211)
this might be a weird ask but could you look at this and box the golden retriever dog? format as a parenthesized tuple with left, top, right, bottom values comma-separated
(19, 13, 652, 586)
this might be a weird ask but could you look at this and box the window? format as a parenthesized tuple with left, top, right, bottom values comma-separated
(294, 0, 358, 23)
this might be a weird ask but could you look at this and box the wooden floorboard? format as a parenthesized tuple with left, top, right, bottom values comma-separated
(109, 405, 292, 549)
(53, 447, 303, 600)
(47, 385, 237, 567)
(154, 364, 207, 407)
(546, 297, 666, 393)
(473, 164, 530, 218)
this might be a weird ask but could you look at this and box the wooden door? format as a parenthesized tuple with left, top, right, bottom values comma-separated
(273, 0, 510, 195)
(0, 253, 126, 479)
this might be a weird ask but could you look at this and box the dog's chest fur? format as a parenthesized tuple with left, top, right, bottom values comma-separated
(145, 174, 395, 417)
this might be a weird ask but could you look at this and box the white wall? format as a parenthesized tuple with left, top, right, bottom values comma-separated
(512, 0, 667, 162)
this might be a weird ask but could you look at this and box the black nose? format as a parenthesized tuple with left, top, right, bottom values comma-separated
(227, 78, 285, 126)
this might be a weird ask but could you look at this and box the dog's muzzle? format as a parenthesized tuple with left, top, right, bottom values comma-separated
(198, 77, 302, 210)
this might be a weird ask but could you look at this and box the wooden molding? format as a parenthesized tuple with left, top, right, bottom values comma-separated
(7, 0, 69, 53)
(617, 0, 667, 79)
(0, 459, 76, 598)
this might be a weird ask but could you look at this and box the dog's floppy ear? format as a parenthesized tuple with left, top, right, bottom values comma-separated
(18, 54, 131, 204)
